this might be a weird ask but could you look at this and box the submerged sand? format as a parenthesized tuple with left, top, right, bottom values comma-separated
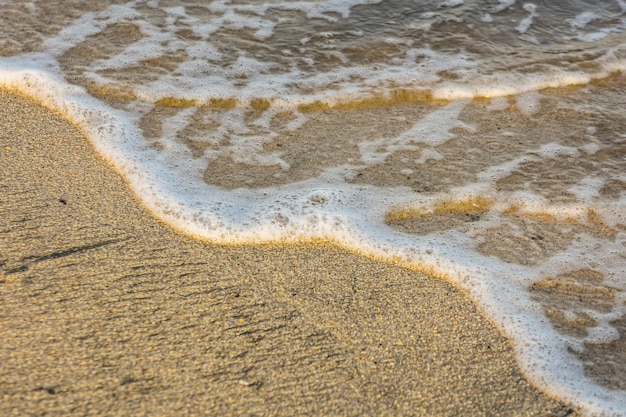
(0, 89, 577, 415)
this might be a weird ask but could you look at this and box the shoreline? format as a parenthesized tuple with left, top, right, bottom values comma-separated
(0, 88, 576, 415)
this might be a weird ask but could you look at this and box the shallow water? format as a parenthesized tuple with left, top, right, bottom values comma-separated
(1, 0, 625, 414)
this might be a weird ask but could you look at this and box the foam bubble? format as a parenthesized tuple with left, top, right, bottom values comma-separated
(1, 1, 626, 415)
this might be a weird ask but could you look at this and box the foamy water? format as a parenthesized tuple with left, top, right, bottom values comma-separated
(1, 0, 625, 414)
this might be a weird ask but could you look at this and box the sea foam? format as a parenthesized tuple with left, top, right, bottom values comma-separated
(1, 1, 625, 415)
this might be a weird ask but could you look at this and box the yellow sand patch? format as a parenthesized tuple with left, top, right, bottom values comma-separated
(153, 97, 237, 109)
(505, 209, 616, 237)
(86, 83, 137, 102)
(590, 70, 625, 87)
(335, 89, 436, 110)
(155, 97, 197, 108)
(503, 204, 520, 216)
(208, 97, 237, 109)
(586, 209, 616, 237)
(472, 96, 493, 104)
(385, 207, 430, 224)
(531, 273, 614, 300)
(298, 100, 330, 113)
(298, 89, 442, 113)
(385, 196, 492, 223)
(433, 196, 493, 216)
(519, 212, 557, 223)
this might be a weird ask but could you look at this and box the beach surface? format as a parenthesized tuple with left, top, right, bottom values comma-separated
(0, 88, 577, 415)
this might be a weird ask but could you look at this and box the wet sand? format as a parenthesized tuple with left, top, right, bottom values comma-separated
(0, 88, 577, 416)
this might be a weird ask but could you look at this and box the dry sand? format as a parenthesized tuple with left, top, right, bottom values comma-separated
(0, 88, 577, 416)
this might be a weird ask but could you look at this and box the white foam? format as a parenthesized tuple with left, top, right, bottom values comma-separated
(1, 1, 626, 415)
(492, 0, 516, 13)
(415, 148, 444, 164)
(516, 3, 537, 34)
(569, 11, 600, 29)
(481, 13, 493, 23)
(568, 176, 605, 200)
(515, 90, 541, 116)
(359, 100, 469, 165)
(579, 31, 610, 42)
(439, 0, 463, 7)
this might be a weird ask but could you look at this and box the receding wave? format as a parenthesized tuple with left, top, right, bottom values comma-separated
(1, 1, 625, 415)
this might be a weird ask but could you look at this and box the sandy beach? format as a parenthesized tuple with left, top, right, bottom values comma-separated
(0, 88, 578, 415)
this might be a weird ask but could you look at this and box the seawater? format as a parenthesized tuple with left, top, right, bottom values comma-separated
(1, 0, 625, 414)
